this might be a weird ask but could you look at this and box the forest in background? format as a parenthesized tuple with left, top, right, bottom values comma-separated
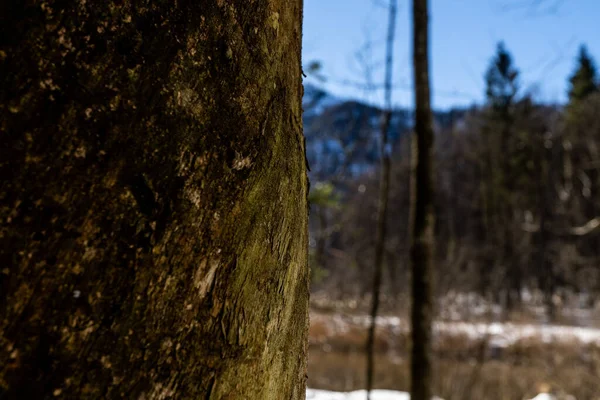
(304, 15, 600, 395)
(307, 42, 600, 322)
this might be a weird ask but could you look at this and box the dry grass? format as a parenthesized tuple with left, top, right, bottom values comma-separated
(308, 312, 600, 400)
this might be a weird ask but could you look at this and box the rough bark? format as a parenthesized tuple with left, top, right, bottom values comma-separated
(410, 0, 435, 399)
(0, 1, 309, 399)
(365, 0, 396, 398)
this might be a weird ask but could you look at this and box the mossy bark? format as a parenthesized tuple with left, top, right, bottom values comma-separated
(0, 1, 309, 399)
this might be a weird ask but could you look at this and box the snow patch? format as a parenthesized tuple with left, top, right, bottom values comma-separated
(345, 315, 600, 347)
(306, 388, 440, 400)
(528, 394, 554, 400)
(307, 388, 559, 400)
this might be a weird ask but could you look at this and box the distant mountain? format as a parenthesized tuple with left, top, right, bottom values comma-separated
(303, 84, 344, 117)
(302, 84, 465, 181)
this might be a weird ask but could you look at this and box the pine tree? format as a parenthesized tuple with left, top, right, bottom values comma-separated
(485, 42, 519, 115)
(568, 45, 598, 104)
(482, 42, 522, 309)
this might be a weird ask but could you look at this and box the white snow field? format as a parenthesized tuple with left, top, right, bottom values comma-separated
(306, 388, 563, 400)
(306, 388, 440, 400)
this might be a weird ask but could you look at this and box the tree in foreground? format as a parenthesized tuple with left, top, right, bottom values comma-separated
(410, 0, 435, 399)
(0, 1, 309, 398)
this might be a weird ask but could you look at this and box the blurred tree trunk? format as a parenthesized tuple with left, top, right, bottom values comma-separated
(366, 0, 397, 398)
(316, 205, 328, 272)
(410, 0, 435, 399)
(0, 1, 309, 399)
(500, 114, 521, 312)
(537, 138, 556, 320)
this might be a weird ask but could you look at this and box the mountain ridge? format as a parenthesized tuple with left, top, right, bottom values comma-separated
(303, 83, 467, 181)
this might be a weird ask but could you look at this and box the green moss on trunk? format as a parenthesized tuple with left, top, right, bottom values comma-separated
(0, 1, 308, 398)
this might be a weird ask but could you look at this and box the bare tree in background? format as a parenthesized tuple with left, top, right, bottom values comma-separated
(410, 0, 435, 399)
(366, 0, 397, 398)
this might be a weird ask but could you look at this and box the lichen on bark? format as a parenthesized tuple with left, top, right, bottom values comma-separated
(0, 1, 309, 398)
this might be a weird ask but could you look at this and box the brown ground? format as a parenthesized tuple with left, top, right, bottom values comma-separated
(308, 310, 600, 400)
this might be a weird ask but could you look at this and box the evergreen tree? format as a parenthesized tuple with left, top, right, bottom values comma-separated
(485, 42, 519, 114)
(482, 42, 522, 309)
(568, 45, 598, 103)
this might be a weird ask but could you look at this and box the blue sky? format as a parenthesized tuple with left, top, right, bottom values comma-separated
(302, 0, 600, 109)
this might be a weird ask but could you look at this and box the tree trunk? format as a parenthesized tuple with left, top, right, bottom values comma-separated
(499, 113, 520, 312)
(538, 143, 556, 321)
(316, 205, 328, 273)
(410, 0, 435, 399)
(0, 1, 309, 399)
(366, 1, 397, 398)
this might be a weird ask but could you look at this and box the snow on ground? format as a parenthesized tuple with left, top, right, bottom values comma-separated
(306, 388, 408, 400)
(307, 388, 560, 400)
(306, 388, 444, 400)
(434, 320, 600, 347)
(528, 394, 554, 400)
(320, 314, 600, 347)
